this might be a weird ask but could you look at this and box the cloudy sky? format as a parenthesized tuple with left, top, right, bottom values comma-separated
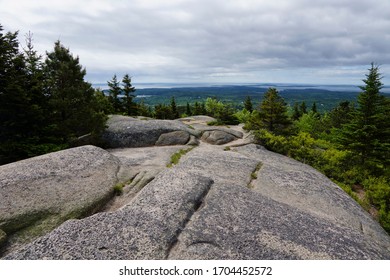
(1, 0, 390, 85)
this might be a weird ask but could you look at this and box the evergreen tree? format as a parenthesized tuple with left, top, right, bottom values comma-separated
(122, 74, 137, 116)
(292, 102, 302, 120)
(186, 102, 192, 116)
(137, 99, 152, 117)
(311, 102, 318, 114)
(328, 101, 354, 129)
(244, 96, 253, 112)
(339, 63, 390, 171)
(300, 101, 307, 115)
(154, 103, 172, 119)
(107, 74, 122, 113)
(193, 102, 202, 115)
(0, 26, 32, 163)
(170, 96, 179, 119)
(44, 41, 106, 144)
(256, 88, 292, 135)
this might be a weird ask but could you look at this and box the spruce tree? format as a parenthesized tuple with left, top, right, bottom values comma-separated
(339, 63, 390, 171)
(122, 74, 137, 116)
(170, 96, 179, 119)
(0, 26, 31, 163)
(186, 102, 192, 116)
(292, 102, 302, 120)
(44, 41, 106, 144)
(257, 88, 292, 135)
(300, 101, 307, 115)
(244, 96, 253, 112)
(107, 74, 122, 113)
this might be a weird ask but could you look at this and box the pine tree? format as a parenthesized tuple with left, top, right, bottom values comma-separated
(339, 63, 390, 171)
(292, 102, 302, 120)
(244, 96, 253, 112)
(170, 96, 179, 119)
(311, 102, 318, 114)
(107, 74, 122, 113)
(44, 41, 106, 143)
(300, 101, 307, 115)
(257, 88, 292, 135)
(0, 26, 31, 163)
(186, 102, 192, 116)
(122, 74, 137, 116)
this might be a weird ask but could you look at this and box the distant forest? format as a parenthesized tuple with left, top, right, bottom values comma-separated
(1, 24, 390, 234)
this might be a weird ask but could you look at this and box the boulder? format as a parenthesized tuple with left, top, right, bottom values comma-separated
(0, 145, 120, 254)
(102, 115, 199, 148)
(201, 130, 238, 145)
(155, 131, 190, 146)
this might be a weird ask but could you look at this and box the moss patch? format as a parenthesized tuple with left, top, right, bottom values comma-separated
(167, 147, 194, 168)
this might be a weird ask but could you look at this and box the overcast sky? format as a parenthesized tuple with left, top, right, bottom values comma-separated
(1, 0, 390, 85)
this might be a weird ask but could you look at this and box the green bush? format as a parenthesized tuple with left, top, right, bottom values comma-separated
(364, 176, 390, 233)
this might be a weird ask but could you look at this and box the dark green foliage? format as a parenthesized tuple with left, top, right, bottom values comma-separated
(44, 41, 107, 144)
(122, 74, 137, 116)
(249, 88, 292, 135)
(338, 63, 390, 172)
(292, 102, 301, 120)
(170, 97, 179, 119)
(327, 101, 355, 129)
(193, 101, 206, 115)
(244, 96, 253, 112)
(0, 25, 107, 164)
(107, 74, 122, 113)
(185, 102, 192, 116)
(300, 101, 307, 115)
(154, 104, 173, 119)
(137, 99, 152, 117)
(204, 98, 239, 125)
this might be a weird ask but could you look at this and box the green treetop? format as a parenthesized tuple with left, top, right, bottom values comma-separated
(339, 63, 390, 172)
(256, 88, 292, 135)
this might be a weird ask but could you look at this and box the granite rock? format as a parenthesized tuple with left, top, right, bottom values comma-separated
(0, 145, 120, 253)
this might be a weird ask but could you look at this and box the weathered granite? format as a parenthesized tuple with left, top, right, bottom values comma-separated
(102, 115, 199, 148)
(0, 230, 6, 247)
(169, 183, 389, 259)
(235, 144, 390, 247)
(201, 130, 238, 145)
(155, 131, 191, 146)
(168, 144, 390, 259)
(3, 142, 390, 260)
(0, 145, 120, 254)
(5, 170, 214, 260)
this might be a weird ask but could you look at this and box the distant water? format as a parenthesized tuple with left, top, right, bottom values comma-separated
(92, 82, 390, 93)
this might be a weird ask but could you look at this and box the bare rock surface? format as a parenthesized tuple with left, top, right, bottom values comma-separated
(102, 115, 199, 148)
(104, 145, 188, 211)
(4, 170, 214, 260)
(169, 144, 390, 259)
(2, 120, 390, 260)
(0, 145, 120, 255)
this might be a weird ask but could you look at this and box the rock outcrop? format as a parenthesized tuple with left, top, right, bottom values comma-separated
(4, 143, 390, 260)
(102, 115, 200, 148)
(0, 145, 120, 255)
(1, 116, 390, 260)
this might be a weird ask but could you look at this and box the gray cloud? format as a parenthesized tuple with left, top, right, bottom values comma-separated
(1, 0, 390, 84)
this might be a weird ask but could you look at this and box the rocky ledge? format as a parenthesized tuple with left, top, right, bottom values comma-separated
(1, 116, 389, 259)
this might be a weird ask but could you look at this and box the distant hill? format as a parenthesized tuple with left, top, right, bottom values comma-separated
(98, 84, 390, 112)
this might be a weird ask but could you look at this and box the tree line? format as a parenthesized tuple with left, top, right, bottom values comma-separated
(0, 25, 109, 164)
